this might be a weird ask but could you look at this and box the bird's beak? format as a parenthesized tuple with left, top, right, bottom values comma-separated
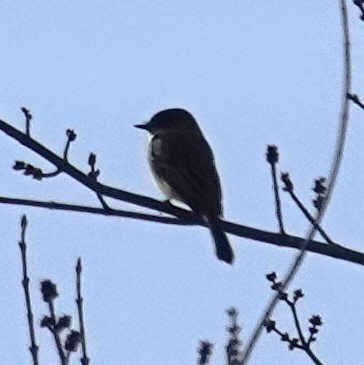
(134, 123, 150, 131)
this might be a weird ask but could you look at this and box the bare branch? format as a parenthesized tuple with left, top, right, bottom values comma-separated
(48, 300, 67, 365)
(0, 117, 191, 218)
(266, 145, 285, 235)
(2, 118, 362, 265)
(76, 259, 90, 365)
(40, 280, 67, 365)
(21, 107, 32, 137)
(18, 215, 39, 365)
(241, 0, 352, 361)
(281, 173, 334, 245)
(347, 93, 364, 111)
(2, 195, 364, 266)
(265, 274, 324, 364)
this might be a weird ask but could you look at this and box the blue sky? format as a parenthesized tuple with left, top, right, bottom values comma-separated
(1, 2, 364, 364)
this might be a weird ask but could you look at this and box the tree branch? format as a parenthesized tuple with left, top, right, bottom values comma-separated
(0, 117, 182, 216)
(347, 93, 364, 111)
(241, 0, 352, 361)
(1, 195, 364, 266)
(266, 145, 285, 235)
(18, 215, 39, 365)
(76, 259, 90, 365)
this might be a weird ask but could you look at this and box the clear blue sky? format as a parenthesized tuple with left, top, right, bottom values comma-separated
(1, 2, 363, 364)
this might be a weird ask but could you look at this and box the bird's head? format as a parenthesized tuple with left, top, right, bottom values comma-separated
(135, 108, 200, 135)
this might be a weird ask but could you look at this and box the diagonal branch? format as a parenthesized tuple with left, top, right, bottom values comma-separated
(2, 195, 364, 266)
(347, 93, 364, 111)
(0, 196, 192, 225)
(0, 117, 180, 216)
(290, 305, 323, 365)
(280, 173, 334, 245)
(241, 0, 352, 362)
(1, 116, 364, 267)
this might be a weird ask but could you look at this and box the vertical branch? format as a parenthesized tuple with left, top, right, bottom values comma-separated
(271, 164, 285, 234)
(266, 146, 285, 234)
(41, 279, 67, 365)
(21, 107, 32, 137)
(18, 215, 39, 365)
(48, 300, 67, 365)
(76, 258, 90, 365)
(241, 0, 352, 362)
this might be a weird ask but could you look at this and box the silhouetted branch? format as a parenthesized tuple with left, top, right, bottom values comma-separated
(64, 129, 77, 161)
(265, 272, 324, 365)
(50, 301, 67, 365)
(266, 145, 285, 235)
(0, 195, 185, 223)
(347, 93, 364, 110)
(13, 128, 78, 180)
(40, 280, 67, 365)
(0, 116, 193, 218)
(18, 215, 39, 365)
(21, 107, 32, 137)
(1, 195, 364, 266)
(281, 173, 334, 245)
(76, 259, 90, 365)
(86, 152, 111, 210)
(241, 0, 352, 361)
(2, 117, 364, 264)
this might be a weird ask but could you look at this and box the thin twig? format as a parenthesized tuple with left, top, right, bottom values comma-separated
(266, 146, 285, 234)
(271, 163, 285, 234)
(76, 258, 90, 365)
(287, 189, 334, 245)
(48, 300, 67, 365)
(289, 303, 306, 348)
(1, 195, 364, 265)
(18, 215, 39, 365)
(64, 129, 76, 162)
(15, 129, 77, 179)
(96, 193, 111, 210)
(347, 93, 364, 111)
(87, 152, 112, 210)
(36, 129, 76, 178)
(290, 305, 323, 365)
(241, 0, 352, 362)
(265, 276, 324, 364)
(41, 169, 61, 178)
(0, 195, 186, 224)
(21, 107, 32, 137)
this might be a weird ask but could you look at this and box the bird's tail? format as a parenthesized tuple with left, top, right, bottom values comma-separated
(206, 216, 234, 264)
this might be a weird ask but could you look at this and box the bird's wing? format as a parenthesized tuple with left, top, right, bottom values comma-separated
(149, 132, 223, 216)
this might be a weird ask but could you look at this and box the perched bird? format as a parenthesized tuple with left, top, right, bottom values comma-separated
(135, 108, 234, 264)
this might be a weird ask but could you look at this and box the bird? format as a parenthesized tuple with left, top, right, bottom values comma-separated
(135, 108, 234, 264)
